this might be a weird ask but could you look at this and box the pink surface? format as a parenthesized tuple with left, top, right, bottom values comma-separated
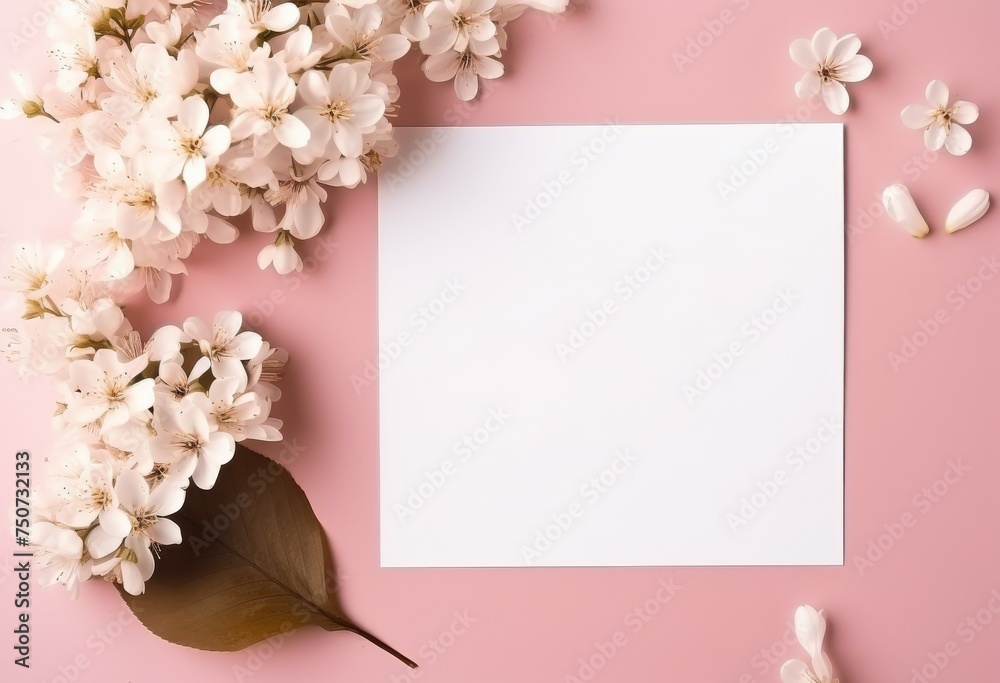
(2, 1, 1000, 681)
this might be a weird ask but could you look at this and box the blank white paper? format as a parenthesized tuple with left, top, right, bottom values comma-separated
(378, 124, 844, 567)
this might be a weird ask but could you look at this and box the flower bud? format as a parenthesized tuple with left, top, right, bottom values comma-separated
(945, 189, 990, 233)
(882, 184, 929, 238)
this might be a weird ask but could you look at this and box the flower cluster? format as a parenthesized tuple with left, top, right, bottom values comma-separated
(4, 243, 286, 597)
(1, 0, 566, 296)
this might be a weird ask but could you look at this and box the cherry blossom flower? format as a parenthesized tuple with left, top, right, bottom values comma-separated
(901, 80, 979, 156)
(789, 27, 872, 115)
(64, 349, 155, 432)
(151, 397, 236, 488)
(423, 48, 503, 101)
(33, 522, 89, 599)
(141, 96, 232, 188)
(229, 58, 311, 152)
(0, 69, 48, 120)
(257, 229, 303, 274)
(296, 62, 386, 160)
(183, 310, 263, 382)
(422, 0, 498, 55)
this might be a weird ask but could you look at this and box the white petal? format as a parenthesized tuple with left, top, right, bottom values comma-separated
(788, 38, 815, 68)
(945, 189, 990, 233)
(178, 96, 209, 134)
(273, 115, 311, 148)
(120, 561, 145, 595)
(829, 33, 861, 65)
(422, 52, 460, 82)
(924, 125, 946, 151)
(455, 69, 479, 101)
(183, 156, 208, 188)
(926, 79, 949, 107)
(821, 80, 849, 115)
(86, 525, 123, 559)
(200, 126, 232, 157)
(810, 27, 837, 61)
(837, 54, 872, 83)
(944, 123, 972, 156)
(794, 606, 827, 658)
(901, 104, 933, 129)
(262, 3, 301, 32)
(99, 506, 132, 538)
(115, 469, 150, 513)
(951, 101, 979, 125)
(780, 660, 811, 683)
(795, 71, 821, 99)
(147, 517, 182, 545)
(883, 183, 929, 238)
(476, 56, 504, 80)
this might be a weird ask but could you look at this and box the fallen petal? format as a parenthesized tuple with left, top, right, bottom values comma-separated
(945, 189, 990, 233)
(883, 184, 929, 238)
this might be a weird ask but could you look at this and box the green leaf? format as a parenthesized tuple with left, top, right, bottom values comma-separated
(117, 445, 416, 669)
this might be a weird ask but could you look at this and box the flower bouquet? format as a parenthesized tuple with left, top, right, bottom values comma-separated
(3, 0, 567, 666)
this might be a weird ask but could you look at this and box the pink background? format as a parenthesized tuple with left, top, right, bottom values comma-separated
(3, 1, 1000, 681)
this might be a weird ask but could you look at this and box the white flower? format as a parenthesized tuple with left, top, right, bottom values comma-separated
(101, 44, 198, 119)
(390, 0, 431, 41)
(422, 0, 498, 55)
(266, 170, 328, 239)
(190, 149, 275, 215)
(94, 150, 188, 238)
(257, 229, 303, 274)
(423, 48, 503, 101)
(154, 356, 211, 403)
(49, 444, 132, 538)
(789, 28, 872, 115)
(151, 397, 236, 488)
(0, 69, 48, 119)
(296, 63, 386, 160)
(141, 96, 232, 188)
(2, 242, 66, 299)
(326, 3, 411, 63)
(200, 376, 282, 441)
(91, 535, 153, 596)
(780, 606, 838, 683)
(195, 21, 271, 94)
(85, 469, 185, 559)
(32, 521, 89, 598)
(64, 349, 155, 432)
(182, 310, 262, 382)
(229, 58, 311, 152)
(901, 80, 979, 156)
(246, 341, 287, 400)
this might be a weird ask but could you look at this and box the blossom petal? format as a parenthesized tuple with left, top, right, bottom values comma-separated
(274, 115, 311, 149)
(926, 80, 949, 108)
(924, 124, 946, 151)
(837, 54, 872, 83)
(789, 38, 815, 68)
(262, 3, 301, 32)
(183, 156, 208, 188)
(178, 96, 209, 135)
(821, 80, 849, 115)
(98, 506, 132, 538)
(951, 101, 979, 125)
(455, 69, 480, 101)
(901, 104, 933, 129)
(795, 71, 821, 99)
(829, 33, 861, 65)
(86, 525, 123, 559)
(200, 126, 232, 157)
(147, 517, 182, 545)
(115, 469, 150, 513)
(779, 660, 811, 683)
(794, 605, 827, 658)
(120, 560, 145, 595)
(810, 27, 837, 61)
(944, 123, 972, 156)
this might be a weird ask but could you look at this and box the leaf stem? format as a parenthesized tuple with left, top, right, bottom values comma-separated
(337, 620, 418, 669)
